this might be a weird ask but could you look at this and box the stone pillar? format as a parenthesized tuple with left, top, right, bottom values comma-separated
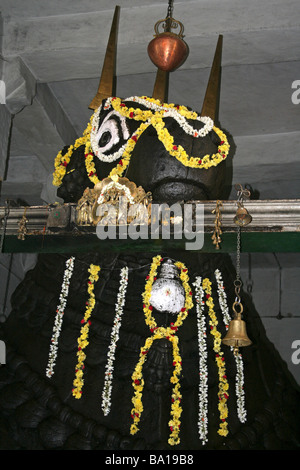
(0, 105, 12, 183)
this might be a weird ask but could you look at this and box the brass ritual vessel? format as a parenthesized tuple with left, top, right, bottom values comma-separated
(147, 0, 189, 72)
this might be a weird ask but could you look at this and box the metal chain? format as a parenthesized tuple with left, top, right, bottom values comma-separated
(234, 225, 242, 303)
(167, 0, 174, 18)
(236, 225, 241, 282)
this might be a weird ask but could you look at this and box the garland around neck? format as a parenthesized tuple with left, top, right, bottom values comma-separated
(53, 95, 230, 188)
(130, 255, 194, 446)
(43, 258, 249, 447)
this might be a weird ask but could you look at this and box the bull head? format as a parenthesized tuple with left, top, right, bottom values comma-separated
(53, 6, 231, 204)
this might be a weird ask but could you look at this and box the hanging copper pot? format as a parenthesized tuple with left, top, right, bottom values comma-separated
(148, 17, 189, 72)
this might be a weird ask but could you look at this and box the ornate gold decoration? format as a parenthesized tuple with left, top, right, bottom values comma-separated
(211, 200, 223, 249)
(75, 177, 152, 226)
(17, 208, 28, 240)
(76, 188, 97, 226)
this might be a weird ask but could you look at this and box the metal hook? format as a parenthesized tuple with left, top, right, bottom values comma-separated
(234, 183, 251, 202)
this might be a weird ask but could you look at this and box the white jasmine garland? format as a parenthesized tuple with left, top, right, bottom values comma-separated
(90, 96, 214, 162)
(46, 256, 75, 378)
(235, 354, 247, 422)
(214, 269, 247, 423)
(101, 266, 129, 415)
(193, 276, 209, 445)
(90, 107, 129, 162)
(124, 96, 214, 137)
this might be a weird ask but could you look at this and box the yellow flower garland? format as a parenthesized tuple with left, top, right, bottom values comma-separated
(72, 264, 101, 399)
(130, 255, 193, 446)
(202, 278, 229, 437)
(52, 95, 230, 188)
(111, 97, 229, 171)
(83, 120, 151, 185)
(53, 117, 93, 187)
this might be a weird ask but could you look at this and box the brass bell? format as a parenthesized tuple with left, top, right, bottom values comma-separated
(222, 302, 252, 356)
(234, 206, 252, 227)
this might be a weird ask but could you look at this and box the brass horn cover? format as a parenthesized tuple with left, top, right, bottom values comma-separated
(148, 32, 189, 72)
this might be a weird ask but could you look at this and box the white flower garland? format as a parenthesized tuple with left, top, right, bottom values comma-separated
(214, 269, 247, 423)
(90, 108, 129, 162)
(235, 354, 247, 423)
(46, 256, 75, 378)
(101, 266, 129, 415)
(124, 96, 214, 138)
(90, 95, 214, 162)
(193, 276, 209, 445)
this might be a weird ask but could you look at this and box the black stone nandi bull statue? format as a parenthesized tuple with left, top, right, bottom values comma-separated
(1, 6, 300, 451)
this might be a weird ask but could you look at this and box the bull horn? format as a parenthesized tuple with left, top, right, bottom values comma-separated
(89, 6, 120, 110)
(201, 34, 223, 123)
(152, 69, 169, 104)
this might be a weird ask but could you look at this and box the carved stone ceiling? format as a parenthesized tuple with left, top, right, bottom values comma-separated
(0, 0, 300, 205)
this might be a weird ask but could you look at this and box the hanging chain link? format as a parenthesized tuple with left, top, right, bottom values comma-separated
(234, 223, 242, 304)
(167, 0, 174, 18)
(236, 225, 241, 282)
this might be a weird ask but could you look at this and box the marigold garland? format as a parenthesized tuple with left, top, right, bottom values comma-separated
(101, 266, 129, 415)
(215, 269, 247, 423)
(202, 278, 229, 437)
(130, 255, 193, 446)
(72, 264, 101, 399)
(110, 97, 229, 171)
(46, 256, 75, 378)
(53, 118, 92, 187)
(193, 276, 209, 445)
(53, 95, 229, 187)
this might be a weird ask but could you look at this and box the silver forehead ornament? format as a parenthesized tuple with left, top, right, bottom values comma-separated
(150, 259, 185, 314)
